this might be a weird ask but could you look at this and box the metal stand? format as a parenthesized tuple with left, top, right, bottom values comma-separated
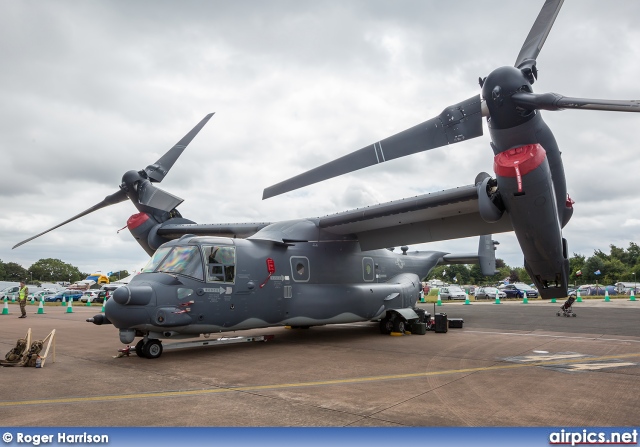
(39, 329, 56, 367)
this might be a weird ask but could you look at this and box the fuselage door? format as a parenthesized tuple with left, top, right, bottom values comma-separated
(362, 257, 375, 282)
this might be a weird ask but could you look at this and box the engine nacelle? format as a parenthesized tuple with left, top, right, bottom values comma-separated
(127, 213, 163, 256)
(493, 144, 569, 299)
(477, 175, 504, 223)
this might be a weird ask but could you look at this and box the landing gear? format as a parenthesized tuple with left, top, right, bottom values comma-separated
(144, 340, 163, 359)
(135, 339, 145, 358)
(134, 339, 164, 359)
(379, 314, 406, 334)
(392, 319, 405, 334)
(379, 317, 394, 335)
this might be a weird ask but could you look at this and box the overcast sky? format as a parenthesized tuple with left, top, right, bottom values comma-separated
(1, 0, 639, 276)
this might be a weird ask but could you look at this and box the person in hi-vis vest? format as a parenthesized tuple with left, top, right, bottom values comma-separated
(18, 281, 28, 318)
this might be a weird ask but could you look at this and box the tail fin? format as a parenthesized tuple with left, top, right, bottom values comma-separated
(440, 235, 499, 276)
(478, 235, 499, 276)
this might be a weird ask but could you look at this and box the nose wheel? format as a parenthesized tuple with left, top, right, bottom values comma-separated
(135, 339, 163, 359)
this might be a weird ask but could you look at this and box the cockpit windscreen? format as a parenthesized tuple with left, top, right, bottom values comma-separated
(142, 246, 205, 281)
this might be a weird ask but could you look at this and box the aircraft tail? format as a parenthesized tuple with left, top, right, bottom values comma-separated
(440, 235, 499, 276)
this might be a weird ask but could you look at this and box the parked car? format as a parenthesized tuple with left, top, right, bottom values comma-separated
(29, 291, 50, 301)
(80, 290, 107, 303)
(439, 285, 466, 300)
(0, 286, 21, 300)
(500, 283, 539, 298)
(44, 290, 83, 302)
(573, 284, 616, 296)
(475, 287, 507, 300)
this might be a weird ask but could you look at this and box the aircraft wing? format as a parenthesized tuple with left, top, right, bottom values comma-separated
(317, 183, 513, 251)
(156, 222, 272, 240)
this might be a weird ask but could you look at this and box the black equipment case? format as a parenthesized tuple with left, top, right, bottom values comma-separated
(434, 313, 448, 333)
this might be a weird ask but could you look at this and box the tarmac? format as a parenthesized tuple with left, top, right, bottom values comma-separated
(0, 298, 639, 427)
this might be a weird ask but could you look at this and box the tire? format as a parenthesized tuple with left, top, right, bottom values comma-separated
(392, 319, 405, 334)
(144, 340, 163, 359)
(379, 318, 393, 335)
(135, 340, 145, 358)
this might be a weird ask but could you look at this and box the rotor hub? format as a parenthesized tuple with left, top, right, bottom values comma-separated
(482, 66, 536, 130)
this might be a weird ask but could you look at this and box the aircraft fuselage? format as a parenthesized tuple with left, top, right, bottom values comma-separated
(106, 236, 441, 344)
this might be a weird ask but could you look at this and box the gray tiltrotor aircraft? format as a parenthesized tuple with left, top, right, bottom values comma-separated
(13, 110, 499, 359)
(14, 0, 639, 358)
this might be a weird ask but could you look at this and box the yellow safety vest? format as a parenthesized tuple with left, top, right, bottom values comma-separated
(19, 286, 27, 300)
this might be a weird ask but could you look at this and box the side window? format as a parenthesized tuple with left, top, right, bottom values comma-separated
(362, 257, 375, 282)
(290, 256, 310, 282)
(204, 245, 236, 283)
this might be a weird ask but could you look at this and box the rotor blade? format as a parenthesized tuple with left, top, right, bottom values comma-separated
(263, 95, 483, 200)
(512, 92, 640, 113)
(137, 181, 184, 212)
(144, 112, 215, 182)
(13, 189, 128, 249)
(514, 0, 564, 70)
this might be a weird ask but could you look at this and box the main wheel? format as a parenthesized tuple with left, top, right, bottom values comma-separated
(135, 339, 145, 358)
(143, 340, 163, 359)
(392, 319, 405, 334)
(379, 318, 393, 335)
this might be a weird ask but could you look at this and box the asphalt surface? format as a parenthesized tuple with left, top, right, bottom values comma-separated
(0, 299, 639, 427)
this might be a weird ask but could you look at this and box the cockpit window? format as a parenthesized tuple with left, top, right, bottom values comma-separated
(156, 246, 204, 281)
(142, 246, 172, 273)
(204, 245, 236, 283)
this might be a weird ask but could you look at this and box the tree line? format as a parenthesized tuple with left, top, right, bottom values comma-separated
(0, 258, 129, 285)
(427, 242, 639, 286)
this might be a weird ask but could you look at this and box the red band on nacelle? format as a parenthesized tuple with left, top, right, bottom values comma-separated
(494, 144, 547, 193)
(127, 212, 150, 230)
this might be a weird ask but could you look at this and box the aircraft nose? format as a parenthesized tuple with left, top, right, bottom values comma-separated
(112, 285, 154, 306)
